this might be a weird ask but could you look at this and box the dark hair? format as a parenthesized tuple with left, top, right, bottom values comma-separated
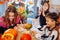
(46, 12, 59, 30)
(44, 1, 50, 14)
(41, 0, 49, 5)
(46, 12, 59, 22)
(44, 1, 49, 4)
(5, 6, 17, 13)
(4, 6, 18, 27)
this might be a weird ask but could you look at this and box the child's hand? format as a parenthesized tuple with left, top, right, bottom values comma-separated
(16, 24, 25, 28)
(14, 26, 18, 30)
(30, 30, 37, 36)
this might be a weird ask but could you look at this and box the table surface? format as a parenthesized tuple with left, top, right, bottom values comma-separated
(16, 31, 38, 40)
(16, 24, 38, 40)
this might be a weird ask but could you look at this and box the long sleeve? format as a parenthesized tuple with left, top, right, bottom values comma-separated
(0, 17, 6, 28)
(50, 30, 58, 40)
(0, 17, 7, 34)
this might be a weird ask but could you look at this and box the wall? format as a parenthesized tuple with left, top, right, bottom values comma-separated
(49, 0, 60, 11)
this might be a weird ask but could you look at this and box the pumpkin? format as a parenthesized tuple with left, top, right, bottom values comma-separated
(20, 34, 32, 40)
(17, 7, 25, 13)
(29, 2, 34, 5)
(25, 23, 32, 29)
(1, 29, 18, 40)
(2, 33, 14, 40)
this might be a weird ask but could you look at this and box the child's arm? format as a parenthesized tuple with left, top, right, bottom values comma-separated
(0, 17, 6, 28)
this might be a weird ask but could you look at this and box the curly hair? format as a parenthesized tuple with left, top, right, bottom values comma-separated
(4, 6, 18, 27)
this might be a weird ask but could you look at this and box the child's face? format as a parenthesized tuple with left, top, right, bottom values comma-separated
(43, 3, 49, 11)
(46, 17, 56, 29)
(8, 12, 15, 21)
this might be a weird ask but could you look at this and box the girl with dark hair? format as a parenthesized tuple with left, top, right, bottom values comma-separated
(0, 6, 21, 34)
(38, 1, 50, 30)
(41, 12, 59, 40)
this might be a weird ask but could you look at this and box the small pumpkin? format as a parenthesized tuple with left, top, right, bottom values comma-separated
(25, 23, 32, 29)
(20, 33, 32, 40)
(17, 7, 25, 13)
(29, 2, 34, 5)
(4, 29, 18, 38)
(2, 29, 18, 40)
(2, 33, 14, 40)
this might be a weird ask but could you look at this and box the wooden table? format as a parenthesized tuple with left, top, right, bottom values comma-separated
(16, 24, 38, 40)
(16, 31, 38, 40)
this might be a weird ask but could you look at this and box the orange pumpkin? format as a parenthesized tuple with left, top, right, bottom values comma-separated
(2, 29, 18, 40)
(20, 34, 32, 40)
(17, 7, 25, 13)
(2, 33, 14, 40)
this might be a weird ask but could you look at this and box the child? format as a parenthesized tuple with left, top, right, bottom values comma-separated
(0, 6, 21, 34)
(41, 12, 59, 40)
(37, 1, 50, 30)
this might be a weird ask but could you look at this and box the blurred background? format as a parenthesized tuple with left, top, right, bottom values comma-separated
(0, 0, 60, 17)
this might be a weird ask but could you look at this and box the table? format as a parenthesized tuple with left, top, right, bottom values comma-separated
(16, 24, 38, 40)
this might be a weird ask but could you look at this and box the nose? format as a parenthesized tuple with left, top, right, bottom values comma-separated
(46, 21, 48, 24)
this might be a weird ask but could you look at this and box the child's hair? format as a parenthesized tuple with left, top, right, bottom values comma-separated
(43, 1, 50, 14)
(46, 12, 59, 22)
(4, 6, 18, 27)
(44, 1, 49, 4)
(41, 0, 49, 5)
(46, 12, 59, 32)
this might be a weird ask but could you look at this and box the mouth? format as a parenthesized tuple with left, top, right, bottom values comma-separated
(46, 24, 50, 26)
